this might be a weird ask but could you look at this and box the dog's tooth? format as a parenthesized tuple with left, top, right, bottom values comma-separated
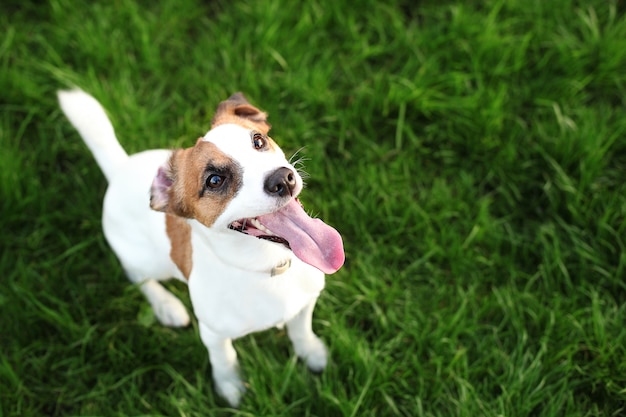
(250, 218, 266, 232)
(250, 218, 275, 235)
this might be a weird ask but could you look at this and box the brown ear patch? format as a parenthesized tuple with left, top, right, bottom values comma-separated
(166, 214, 192, 280)
(211, 92, 272, 134)
(150, 163, 175, 212)
(150, 148, 196, 218)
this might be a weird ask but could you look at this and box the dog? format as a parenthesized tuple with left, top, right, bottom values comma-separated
(58, 89, 345, 406)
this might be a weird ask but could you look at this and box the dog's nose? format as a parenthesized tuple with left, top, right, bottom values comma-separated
(264, 167, 297, 197)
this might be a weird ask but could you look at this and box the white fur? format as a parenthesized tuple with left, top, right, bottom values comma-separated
(58, 89, 328, 407)
(57, 90, 128, 182)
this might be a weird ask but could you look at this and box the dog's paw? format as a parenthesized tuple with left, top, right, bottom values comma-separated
(215, 374, 246, 407)
(295, 336, 328, 373)
(152, 295, 190, 328)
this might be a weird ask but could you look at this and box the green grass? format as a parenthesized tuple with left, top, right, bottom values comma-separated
(2, 0, 626, 415)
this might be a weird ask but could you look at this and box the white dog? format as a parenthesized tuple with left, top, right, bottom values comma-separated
(58, 89, 345, 406)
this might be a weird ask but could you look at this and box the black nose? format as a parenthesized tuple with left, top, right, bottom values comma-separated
(264, 167, 296, 197)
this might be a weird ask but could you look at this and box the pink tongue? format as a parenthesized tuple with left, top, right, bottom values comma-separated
(256, 199, 345, 274)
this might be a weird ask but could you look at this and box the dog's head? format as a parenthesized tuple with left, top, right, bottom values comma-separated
(150, 93, 344, 274)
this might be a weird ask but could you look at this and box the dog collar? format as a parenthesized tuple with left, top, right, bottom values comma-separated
(270, 259, 292, 276)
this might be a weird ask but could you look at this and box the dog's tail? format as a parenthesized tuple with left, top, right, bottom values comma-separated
(58, 89, 129, 183)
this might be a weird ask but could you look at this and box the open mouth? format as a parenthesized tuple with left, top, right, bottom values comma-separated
(228, 217, 290, 249)
(225, 198, 345, 275)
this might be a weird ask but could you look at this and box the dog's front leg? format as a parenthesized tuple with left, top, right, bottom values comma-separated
(286, 298, 328, 372)
(199, 323, 245, 407)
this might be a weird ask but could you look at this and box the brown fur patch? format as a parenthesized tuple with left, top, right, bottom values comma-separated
(212, 92, 272, 135)
(166, 214, 192, 280)
(164, 140, 243, 228)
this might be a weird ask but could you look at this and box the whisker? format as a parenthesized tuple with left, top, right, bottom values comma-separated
(289, 147, 306, 164)
(289, 147, 311, 183)
(296, 164, 311, 177)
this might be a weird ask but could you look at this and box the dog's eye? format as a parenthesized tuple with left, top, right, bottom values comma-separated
(206, 174, 225, 189)
(252, 133, 266, 150)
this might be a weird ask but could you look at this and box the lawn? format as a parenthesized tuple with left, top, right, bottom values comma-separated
(1, 0, 626, 415)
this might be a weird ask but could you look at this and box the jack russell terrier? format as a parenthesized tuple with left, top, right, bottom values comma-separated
(58, 89, 345, 407)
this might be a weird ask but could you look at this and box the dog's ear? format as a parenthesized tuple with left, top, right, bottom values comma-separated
(150, 149, 193, 218)
(211, 92, 271, 134)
